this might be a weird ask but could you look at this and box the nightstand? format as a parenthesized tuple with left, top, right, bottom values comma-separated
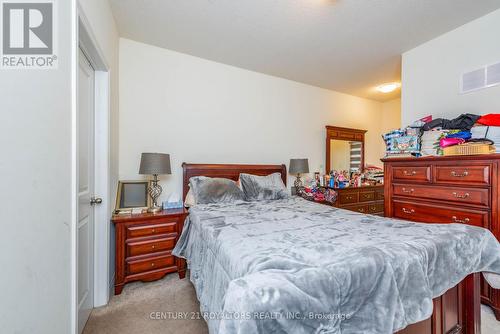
(112, 208, 188, 295)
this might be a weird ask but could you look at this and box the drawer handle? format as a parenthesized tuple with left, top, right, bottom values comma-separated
(402, 208, 415, 214)
(403, 170, 417, 176)
(402, 188, 414, 194)
(151, 229, 156, 233)
(346, 196, 353, 200)
(358, 208, 365, 213)
(451, 170, 469, 177)
(151, 262, 155, 267)
(151, 245, 156, 249)
(452, 216, 470, 224)
(452, 192, 470, 199)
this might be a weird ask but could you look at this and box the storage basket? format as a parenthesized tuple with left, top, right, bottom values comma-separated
(442, 143, 495, 156)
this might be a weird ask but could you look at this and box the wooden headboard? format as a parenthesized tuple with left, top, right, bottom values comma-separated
(182, 163, 287, 200)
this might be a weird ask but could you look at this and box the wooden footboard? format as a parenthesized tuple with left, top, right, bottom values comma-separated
(397, 273, 481, 334)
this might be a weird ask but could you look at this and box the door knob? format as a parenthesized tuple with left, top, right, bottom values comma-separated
(90, 197, 103, 205)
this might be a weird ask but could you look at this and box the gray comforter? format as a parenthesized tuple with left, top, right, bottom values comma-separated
(173, 197, 500, 334)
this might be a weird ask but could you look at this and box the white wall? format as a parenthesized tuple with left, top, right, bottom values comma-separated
(381, 98, 401, 133)
(119, 39, 399, 201)
(0, 1, 119, 332)
(402, 9, 500, 126)
(78, 0, 120, 303)
(0, 1, 73, 333)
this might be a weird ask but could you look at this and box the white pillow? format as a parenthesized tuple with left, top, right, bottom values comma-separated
(184, 189, 196, 207)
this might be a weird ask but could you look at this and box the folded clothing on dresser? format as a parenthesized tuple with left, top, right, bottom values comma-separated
(471, 126, 500, 153)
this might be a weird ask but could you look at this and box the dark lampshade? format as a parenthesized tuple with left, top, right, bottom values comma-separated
(289, 158, 309, 174)
(139, 153, 171, 175)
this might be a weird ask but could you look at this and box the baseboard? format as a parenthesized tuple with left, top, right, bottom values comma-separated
(108, 273, 115, 300)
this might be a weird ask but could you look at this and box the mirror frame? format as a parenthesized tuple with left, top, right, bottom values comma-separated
(325, 125, 367, 174)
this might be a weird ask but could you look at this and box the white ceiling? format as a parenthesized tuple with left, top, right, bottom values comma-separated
(110, 0, 500, 102)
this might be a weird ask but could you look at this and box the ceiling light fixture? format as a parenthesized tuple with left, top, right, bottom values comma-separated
(376, 82, 401, 93)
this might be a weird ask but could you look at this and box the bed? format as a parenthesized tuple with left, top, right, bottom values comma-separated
(173, 163, 500, 334)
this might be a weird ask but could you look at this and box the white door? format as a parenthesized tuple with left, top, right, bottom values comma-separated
(77, 48, 98, 333)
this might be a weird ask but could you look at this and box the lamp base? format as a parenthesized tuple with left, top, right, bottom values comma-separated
(147, 206, 162, 213)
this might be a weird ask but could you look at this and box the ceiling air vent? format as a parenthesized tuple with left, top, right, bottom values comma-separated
(461, 61, 500, 94)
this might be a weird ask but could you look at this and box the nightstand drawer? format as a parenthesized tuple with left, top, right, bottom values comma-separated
(126, 253, 175, 275)
(126, 219, 177, 239)
(127, 235, 177, 257)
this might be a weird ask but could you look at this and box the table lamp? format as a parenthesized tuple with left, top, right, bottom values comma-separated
(139, 152, 171, 213)
(289, 158, 309, 190)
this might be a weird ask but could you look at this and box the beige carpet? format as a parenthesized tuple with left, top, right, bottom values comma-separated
(83, 274, 208, 334)
(84, 274, 500, 334)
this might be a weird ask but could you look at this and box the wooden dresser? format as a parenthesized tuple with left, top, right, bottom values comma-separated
(383, 155, 500, 320)
(332, 185, 385, 216)
(112, 208, 188, 295)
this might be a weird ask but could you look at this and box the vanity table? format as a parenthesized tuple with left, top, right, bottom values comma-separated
(325, 126, 384, 215)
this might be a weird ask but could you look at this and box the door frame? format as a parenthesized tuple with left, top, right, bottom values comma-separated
(71, 6, 111, 334)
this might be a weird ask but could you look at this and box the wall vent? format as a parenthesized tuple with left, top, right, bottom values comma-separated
(461, 62, 500, 93)
(486, 62, 500, 86)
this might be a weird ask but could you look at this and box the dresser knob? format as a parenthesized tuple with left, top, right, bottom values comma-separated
(452, 216, 470, 224)
(403, 170, 417, 176)
(151, 229, 156, 233)
(402, 188, 414, 194)
(452, 192, 470, 199)
(151, 262, 155, 267)
(451, 170, 469, 177)
(152, 245, 156, 249)
(402, 208, 415, 214)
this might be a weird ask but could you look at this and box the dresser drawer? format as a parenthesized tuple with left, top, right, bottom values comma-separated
(375, 190, 384, 200)
(392, 166, 431, 183)
(368, 202, 384, 215)
(126, 253, 175, 275)
(434, 165, 490, 185)
(393, 184, 489, 207)
(127, 235, 177, 257)
(359, 190, 375, 202)
(341, 203, 368, 214)
(393, 200, 488, 228)
(338, 192, 359, 204)
(126, 219, 177, 239)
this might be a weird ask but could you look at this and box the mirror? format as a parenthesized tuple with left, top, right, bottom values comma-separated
(326, 126, 366, 174)
(330, 140, 362, 172)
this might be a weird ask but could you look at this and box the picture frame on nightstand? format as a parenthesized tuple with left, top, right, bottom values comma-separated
(114, 180, 152, 214)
